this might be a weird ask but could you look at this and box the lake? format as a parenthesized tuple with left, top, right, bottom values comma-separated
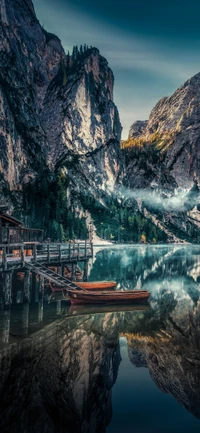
(0, 244, 200, 433)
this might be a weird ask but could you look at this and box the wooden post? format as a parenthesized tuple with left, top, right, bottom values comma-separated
(24, 270, 31, 303)
(58, 244, 61, 262)
(78, 243, 80, 260)
(47, 244, 50, 262)
(56, 300, 62, 315)
(3, 272, 12, 309)
(33, 244, 37, 261)
(69, 243, 71, 261)
(83, 260, 89, 282)
(62, 264, 65, 276)
(2, 246, 7, 271)
(22, 303, 29, 335)
(31, 271, 37, 302)
(21, 245, 25, 267)
(90, 241, 94, 257)
(73, 241, 75, 258)
(38, 299, 44, 323)
(84, 240, 87, 259)
(71, 263, 76, 281)
(2, 310, 10, 344)
(39, 275, 44, 299)
(57, 266, 62, 276)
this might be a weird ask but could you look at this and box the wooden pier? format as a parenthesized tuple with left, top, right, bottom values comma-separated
(0, 241, 93, 309)
(0, 241, 93, 271)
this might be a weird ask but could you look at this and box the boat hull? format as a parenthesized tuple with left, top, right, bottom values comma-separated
(68, 290, 150, 305)
(76, 281, 116, 291)
(50, 281, 116, 292)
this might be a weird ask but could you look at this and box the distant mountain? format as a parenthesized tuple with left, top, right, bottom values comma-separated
(123, 73, 200, 190)
(121, 73, 200, 242)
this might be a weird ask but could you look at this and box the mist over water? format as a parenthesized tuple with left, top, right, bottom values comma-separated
(114, 185, 199, 211)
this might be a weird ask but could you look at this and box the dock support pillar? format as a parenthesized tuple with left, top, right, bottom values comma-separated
(83, 260, 89, 282)
(22, 303, 29, 335)
(56, 300, 62, 315)
(57, 266, 62, 276)
(39, 275, 45, 299)
(24, 270, 31, 303)
(61, 264, 65, 276)
(38, 299, 44, 323)
(71, 263, 76, 281)
(3, 272, 12, 309)
(31, 272, 38, 302)
(1, 310, 10, 344)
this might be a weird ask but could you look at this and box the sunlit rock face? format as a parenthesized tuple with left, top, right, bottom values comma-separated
(0, 0, 122, 207)
(126, 73, 200, 190)
(41, 46, 123, 195)
(0, 313, 121, 433)
(122, 75, 200, 242)
(128, 120, 148, 139)
(124, 77, 200, 242)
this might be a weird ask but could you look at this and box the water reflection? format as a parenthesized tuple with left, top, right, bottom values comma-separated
(0, 245, 200, 432)
(0, 308, 124, 433)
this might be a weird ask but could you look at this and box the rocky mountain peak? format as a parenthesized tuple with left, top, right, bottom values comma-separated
(1, 0, 37, 26)
(146, 72, 200, 137)
(124, 70, 200, 189)
(0, 0, 123, 226)
(129, 120, 148, 138)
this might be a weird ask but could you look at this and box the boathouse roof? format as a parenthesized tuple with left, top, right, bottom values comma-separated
(0, 212, 23, 227)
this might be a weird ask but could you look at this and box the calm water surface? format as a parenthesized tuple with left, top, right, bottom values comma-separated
(0, 244, 200, 433)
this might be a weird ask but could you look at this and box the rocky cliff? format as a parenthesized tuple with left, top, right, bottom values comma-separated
(0, 0, 122, 232)
(122, 73, 200, 242)
(125, 73, 200, 190)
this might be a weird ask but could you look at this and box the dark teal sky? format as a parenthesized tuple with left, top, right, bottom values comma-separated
(33, 0, 200, 138)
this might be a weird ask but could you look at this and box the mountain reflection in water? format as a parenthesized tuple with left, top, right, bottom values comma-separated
(0, 245, 200, 432)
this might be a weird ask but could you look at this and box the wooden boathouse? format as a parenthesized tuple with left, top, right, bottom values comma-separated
(0, 212, 44, 244)
(0, 212, 94, 309)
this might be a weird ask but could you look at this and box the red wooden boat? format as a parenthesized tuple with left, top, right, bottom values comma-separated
(76, 281, 116, 291)
(49, 281, 116, 292)
(67, 289, 150, 305)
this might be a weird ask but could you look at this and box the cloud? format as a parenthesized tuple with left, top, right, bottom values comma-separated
(114, 186, 199, 212)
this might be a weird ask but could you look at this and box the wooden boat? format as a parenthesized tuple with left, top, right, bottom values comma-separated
(76, 281, 116, 291)
(49, 281, 116, 293)
(67, 289, 150, 305)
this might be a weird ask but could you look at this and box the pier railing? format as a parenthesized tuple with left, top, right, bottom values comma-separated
(0, 241, 93, 270)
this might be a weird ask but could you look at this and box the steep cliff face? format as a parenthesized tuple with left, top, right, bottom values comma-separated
(0, 0, 65, 192)
(0, 0, 122, 213)
(41, 46, 122, 196)
(124, 73, 200, 190)
(122, 73, 200, 242)
(129, 120, 148, 139)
